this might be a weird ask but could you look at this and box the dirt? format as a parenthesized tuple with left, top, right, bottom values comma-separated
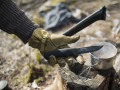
(0, 0, 120, 90)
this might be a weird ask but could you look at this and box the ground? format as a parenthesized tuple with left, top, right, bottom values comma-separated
(0, 0, 120, 89)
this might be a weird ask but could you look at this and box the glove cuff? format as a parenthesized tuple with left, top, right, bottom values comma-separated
(28, 28, 49, 53)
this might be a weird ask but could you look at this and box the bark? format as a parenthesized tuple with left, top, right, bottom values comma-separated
(58, 67, 120, 90)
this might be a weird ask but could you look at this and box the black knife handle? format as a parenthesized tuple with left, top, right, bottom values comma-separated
(44, 48, 77, 59)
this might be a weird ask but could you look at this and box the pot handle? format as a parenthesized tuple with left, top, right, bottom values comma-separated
(90, 53, 101, 66)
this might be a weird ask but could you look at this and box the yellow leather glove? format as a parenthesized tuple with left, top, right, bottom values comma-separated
(28, 28, 80, 67)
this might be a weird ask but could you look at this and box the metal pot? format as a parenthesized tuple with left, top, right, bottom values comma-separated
(89, 42, 117, 70)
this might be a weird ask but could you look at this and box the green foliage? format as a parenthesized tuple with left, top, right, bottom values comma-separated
(35, 77, 44, 83)
(11, 34, 19, 39)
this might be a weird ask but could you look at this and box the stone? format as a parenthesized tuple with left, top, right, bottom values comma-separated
(0, 80, 8, 90)
(95, 30, 104, 37)
(21, 0, 34, 5)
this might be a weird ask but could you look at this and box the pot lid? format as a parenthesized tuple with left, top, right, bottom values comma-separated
(91, 42, 117, 59)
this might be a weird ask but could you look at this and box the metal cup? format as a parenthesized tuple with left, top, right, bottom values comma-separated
(89, 42, 117, 70)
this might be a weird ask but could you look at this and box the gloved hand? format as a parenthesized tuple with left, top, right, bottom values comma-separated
(28, 28, 80, 67)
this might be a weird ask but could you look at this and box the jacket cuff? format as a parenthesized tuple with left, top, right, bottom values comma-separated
(0, 0, 38, 43)
(13, 14, 38, 43)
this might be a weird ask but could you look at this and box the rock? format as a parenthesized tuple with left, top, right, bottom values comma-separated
(20, 66, 28, 76)
(72, 9, 82, 18)
(107, 13, 110, 17)
(0, 61, 2, 65)
(112, 19, 120, 36)
(95, 30, 104, 37)
(114, 53, 120, 73)
(5, 68, 11, 73)
(86, 35, 96, 41)
(0, 80, 8, 90)
(21, 0, 34, 5)
(32, 81, 41, 89)
(118, 67, 120, 78)
(22, 86, 31, 90)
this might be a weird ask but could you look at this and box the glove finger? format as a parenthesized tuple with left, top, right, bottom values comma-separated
(64, 35, 80, 44)
(66, 57, 84, 75)
(48, 55, 66, 67)
(65, 57, 77, 66)
(48, 55, 57, 66)
(76, 55, 85, 64)
(50, 34, 80, 47)
(57, 58, 66, 67)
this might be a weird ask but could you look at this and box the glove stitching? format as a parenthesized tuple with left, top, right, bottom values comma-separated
(48, 35, 58, 49)
(33, 35, 42, 49)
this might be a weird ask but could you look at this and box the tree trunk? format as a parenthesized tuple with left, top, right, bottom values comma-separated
(58, 67, 120, 90)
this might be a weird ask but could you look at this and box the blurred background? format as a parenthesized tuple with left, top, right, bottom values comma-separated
(0, 0, 120, 89)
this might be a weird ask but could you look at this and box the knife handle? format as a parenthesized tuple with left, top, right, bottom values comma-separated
(44, 48, 77, 59)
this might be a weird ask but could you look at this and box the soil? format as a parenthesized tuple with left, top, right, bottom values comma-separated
(0, 0, 120, 89)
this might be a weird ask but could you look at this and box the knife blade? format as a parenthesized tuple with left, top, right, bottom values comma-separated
(44, 45, 103, 59)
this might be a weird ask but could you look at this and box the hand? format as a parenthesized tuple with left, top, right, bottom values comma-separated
(28, 28, 80, 67)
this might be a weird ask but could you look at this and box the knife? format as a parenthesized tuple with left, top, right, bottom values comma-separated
(44, 45, 103, 59)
